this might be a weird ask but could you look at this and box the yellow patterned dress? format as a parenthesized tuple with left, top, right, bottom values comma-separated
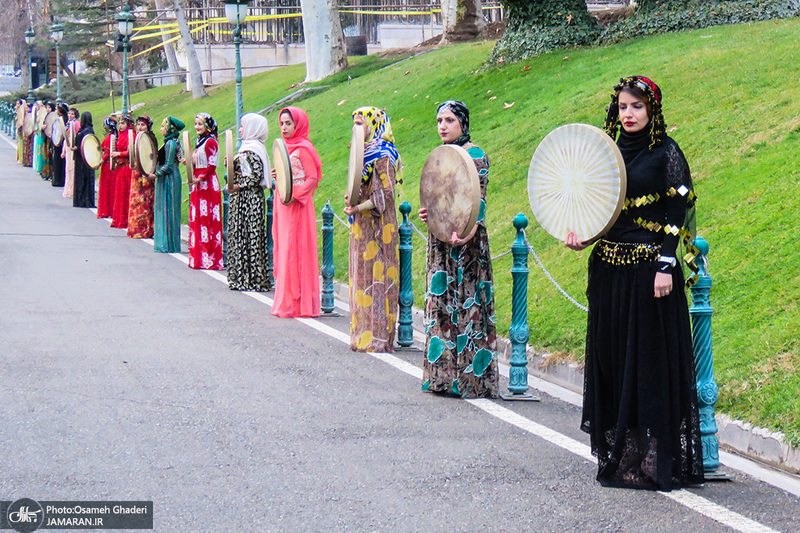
(348, 155, 399, 352)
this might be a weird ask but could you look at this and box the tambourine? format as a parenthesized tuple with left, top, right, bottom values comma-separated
(52, 117, 65, 146)
(225, 130, 235, 183)
(43, 111, 58, 139)
(181, 130, 194, 182)
(81, 134, 104, 170)
(419, 144, 481, 242)
(135, 131, 158, 176)
(128, 129, 135, 169)
(272, 138, 292, 204)
(527, 123, 627, 243)
(346, 123, 365, 207)
(22, 112, 34, 137)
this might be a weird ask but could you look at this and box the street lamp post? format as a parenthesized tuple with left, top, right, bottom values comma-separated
(24, 27, 35, 103)
(50, 18, 65, 104)
(224, 0, 250, 143)
(116, 3, 135, 116)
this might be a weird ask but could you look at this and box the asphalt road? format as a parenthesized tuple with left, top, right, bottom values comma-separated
(1, 135, 798, 533)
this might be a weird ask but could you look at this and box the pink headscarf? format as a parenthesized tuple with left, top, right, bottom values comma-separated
(280, 107, 322, 173)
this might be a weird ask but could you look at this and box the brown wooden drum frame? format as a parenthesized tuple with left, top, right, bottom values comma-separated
(419, 144, 481, 243)
(225, 130, 235, 184)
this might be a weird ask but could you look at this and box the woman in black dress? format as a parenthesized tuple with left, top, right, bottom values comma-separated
(72, 111, 96, 208)
(566, 76, 704, 491)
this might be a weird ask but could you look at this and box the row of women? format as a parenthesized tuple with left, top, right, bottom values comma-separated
(230, 79, 701, 492)
(343, 77, 703, 492)
(17, 74, 703, 492)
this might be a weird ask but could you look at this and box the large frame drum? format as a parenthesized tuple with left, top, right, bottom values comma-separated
(528, 123, 627, 243)
(419, 144, 481, 243)
(346, 124, 365, 207)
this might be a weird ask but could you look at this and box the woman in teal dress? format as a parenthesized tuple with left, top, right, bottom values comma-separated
(148, 116, 185, 253)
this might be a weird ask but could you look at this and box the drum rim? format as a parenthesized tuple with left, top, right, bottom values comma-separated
(419, 144, 482, 242)
(181, 130, 194, 182)
(135, 131, 158, 175)
(225, 130, 235, 185)
(81, 133, 104, 170)
(272, 137, 293, 204)
(346, 124, 365, 207)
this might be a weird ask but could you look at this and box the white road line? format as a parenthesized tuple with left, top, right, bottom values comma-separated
(131, 217, 784, 533)
(1, 132, 16, 149)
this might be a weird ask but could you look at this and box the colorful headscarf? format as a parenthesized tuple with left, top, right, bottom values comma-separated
(279, 106, 322, 173)
(436, 100, 470, 146)
(603, 75, 666, 149)
(161, 116, 185, 141)
(195, 112, 218, 146)
(103, 117, 118, 135)
(136, 115, 153, 131)
(239, 112, 269, 171)
(352, 106, 402, 183)
(118, 114, 133, 127)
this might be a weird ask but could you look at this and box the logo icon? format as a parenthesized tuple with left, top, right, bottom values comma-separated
(6, 499, 44, 533)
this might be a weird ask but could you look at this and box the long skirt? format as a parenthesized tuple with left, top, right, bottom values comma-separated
(127, 171, 155, 239)
(582, 240, 704, 491)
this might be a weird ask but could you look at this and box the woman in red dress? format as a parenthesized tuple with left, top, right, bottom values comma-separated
(110, 115, 133, 229)
(96, 117, 118, 219)
(187, 112, 224, 270)
(126, 115, 156, 238)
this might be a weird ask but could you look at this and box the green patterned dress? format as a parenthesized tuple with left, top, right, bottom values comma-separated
(422, 142, 499, 398)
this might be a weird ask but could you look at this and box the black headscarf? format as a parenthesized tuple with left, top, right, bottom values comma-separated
(79, 111, 93, 131)
(104, 117, 118, 135)
(436, 100, 470, 146)
(57, 103, 69, 116)
(195, 112, 218, 147)
(603, 75, 666, 150)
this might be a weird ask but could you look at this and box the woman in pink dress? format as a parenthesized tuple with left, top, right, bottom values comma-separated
(187, 112, 224, 270)
(271, 106, 322, 318)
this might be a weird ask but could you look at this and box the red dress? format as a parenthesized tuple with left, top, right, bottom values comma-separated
(96, 134, 116, 218)
(110, 131, 132, 229)
(188, 136, 224, 270)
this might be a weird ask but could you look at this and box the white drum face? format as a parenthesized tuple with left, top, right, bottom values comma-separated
(528, 123, 626, 243)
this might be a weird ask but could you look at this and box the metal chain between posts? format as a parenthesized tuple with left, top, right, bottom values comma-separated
(528, 239, 588, 313)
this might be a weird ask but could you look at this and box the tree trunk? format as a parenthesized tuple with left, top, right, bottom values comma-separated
(154, 0, 184, 85)
(299, 0, 348, 83)
(441, 0, 485, 44)
(60, 54, 82, 90)
(173, 0, 207, 98)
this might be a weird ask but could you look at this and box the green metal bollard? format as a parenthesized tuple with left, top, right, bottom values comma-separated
(265, 188, 274, 289)
(501, 213, 540, 401)
(320, 200, 335, 314)
(397, 201, 414, 348)
(689, 236, 731, 480)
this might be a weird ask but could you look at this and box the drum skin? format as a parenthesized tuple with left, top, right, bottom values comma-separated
(135, 131, 159, 175)
(225, 130, 235, 183)
(272, 138, 293, 204)
(81, 134, 104, 170)
(419, 144, 481, 243)
(346, 124, 365, 207)
(528, 123, 627, 243)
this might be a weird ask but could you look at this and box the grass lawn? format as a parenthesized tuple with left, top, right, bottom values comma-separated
(79, 17, 800, 445)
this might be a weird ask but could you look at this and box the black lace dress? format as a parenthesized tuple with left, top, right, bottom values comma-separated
(72, 125, 96, 208)
(581, 129, 704, 491)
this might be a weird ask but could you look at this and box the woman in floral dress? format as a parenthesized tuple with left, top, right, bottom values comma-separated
(343, 106, 400, 353)
(186, 112, 224, 270)
(127, 115, 156, 239)
(418, 100, 499, 399)
(226, 113, 271, 291)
